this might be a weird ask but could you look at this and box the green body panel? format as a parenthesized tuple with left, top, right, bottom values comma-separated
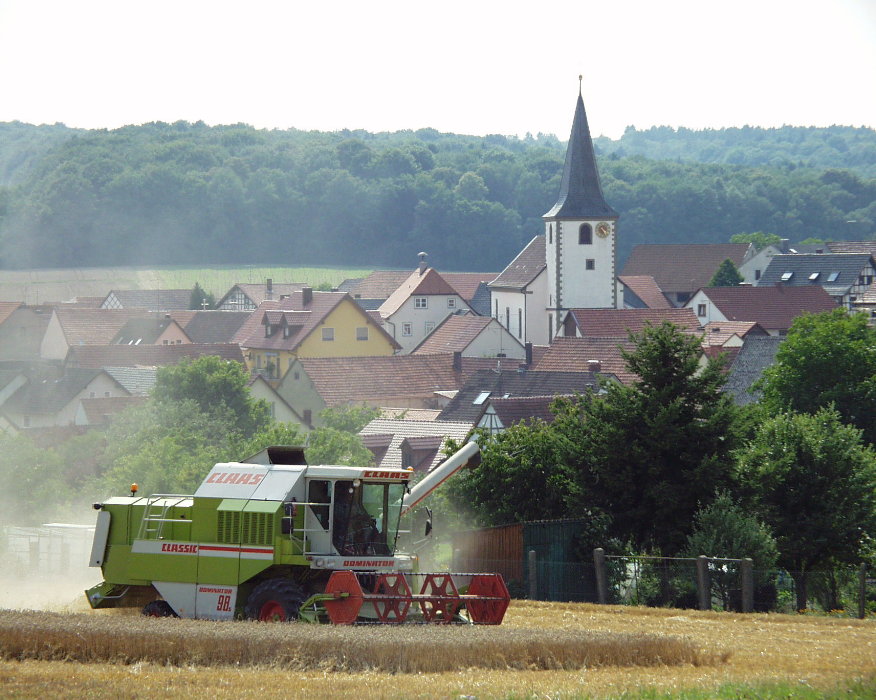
(102, 545, 151, 585)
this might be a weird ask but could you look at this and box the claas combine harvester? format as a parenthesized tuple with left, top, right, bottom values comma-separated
(85, 441, 510, 624)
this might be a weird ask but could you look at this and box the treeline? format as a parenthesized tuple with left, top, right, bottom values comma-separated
(0, 121, 874, 272)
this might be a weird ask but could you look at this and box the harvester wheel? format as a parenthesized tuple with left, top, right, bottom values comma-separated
(142, 600, 177, 617)
(245, 579, 305, 622)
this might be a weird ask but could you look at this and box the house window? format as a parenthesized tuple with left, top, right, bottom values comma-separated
(415, 297, 428, 309)
(586, 259, 595, 270)
(402, 322, 412, 336)
(303, 409, 312, 426)
(697, 303, 707, 317)
(447, 298, 456, 309)
(283, 325, 291, 338)
(827, 272, 840, 282)
(425, 321, 435, 334)
(163, 339, 169, 345)
(505, 307, 510, 329)
(293, 371, 300, 380)
(176, 339, 182, 344)
(494, 299, 499, 318)
(755, 269, 761, 281)
(549, 224, 553, 244)
(860, 275, 873, 286)
(356, 327, 368, 341)
(322, 327, 334, 341)
(579, 224, 592, 245)
(780, 271, 793, 282)
(518, 309, 522, 338)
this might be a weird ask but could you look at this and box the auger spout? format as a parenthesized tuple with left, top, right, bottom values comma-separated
(401, 441, 480, 516)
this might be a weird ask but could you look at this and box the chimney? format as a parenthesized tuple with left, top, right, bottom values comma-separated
(587, 359, 601, 373)
(302, 286, 313, 306)
(418, 251, 428, 275)
(780, 238, 790, 252)
(452, 351, 462, 371)
(524, 342, 533, 367)
(266, 278, 273, 300)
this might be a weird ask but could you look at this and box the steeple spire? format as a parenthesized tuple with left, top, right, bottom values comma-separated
(544, 84, 617, 219)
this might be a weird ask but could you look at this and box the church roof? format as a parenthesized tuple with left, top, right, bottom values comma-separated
(543, 91, 617, 220)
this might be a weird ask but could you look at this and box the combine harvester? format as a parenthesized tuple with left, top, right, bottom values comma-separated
(85, 442, 510, 624)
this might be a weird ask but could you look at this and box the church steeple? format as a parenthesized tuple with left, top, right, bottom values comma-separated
(544, 83, 617, 219)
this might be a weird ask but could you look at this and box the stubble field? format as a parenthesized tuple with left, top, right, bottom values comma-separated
(0, 597, 873, 699)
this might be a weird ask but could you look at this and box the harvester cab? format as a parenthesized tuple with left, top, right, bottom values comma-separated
(85, 441, 509, 624)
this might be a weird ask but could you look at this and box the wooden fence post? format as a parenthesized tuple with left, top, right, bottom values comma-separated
(593, 548, 607, 604)
(528, 549, 538, 600)
(741, 558, 754, 613)
(696, 556, 710, 611)
(859, 563, 868, 620)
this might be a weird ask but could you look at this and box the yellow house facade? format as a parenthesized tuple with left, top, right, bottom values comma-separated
(239, 289, 400, 381)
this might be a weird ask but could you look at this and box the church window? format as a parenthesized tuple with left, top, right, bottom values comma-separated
(586, 259, 595, 270)
(579, 224, 592, 245)
(549, 224, 553, 244)
(505, 307, 510, 329)
(518, 309, 522, 338)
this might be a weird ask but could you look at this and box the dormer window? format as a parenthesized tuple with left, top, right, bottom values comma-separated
(283, 325, 291, 338)
(827, 272, 840, 282)
(579, 224, 592, 245)
(809, 272, 820, 281)
(780, 272, 793, 282)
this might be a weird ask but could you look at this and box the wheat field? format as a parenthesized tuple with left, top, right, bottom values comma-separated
(0, 599, 873, 699)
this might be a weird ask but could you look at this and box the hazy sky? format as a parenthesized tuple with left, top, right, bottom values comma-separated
(1, 0, 874, 140)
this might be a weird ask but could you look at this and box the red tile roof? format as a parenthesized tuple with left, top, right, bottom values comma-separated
(411, 314, 495, 355)
(618, 275, 671, 309)
(441, 273, 499, 301)
(698, 285, 837, 330)
(488, 395, 574, 426)
(53, 308, 153, 346)
(297, 355, 521, 407)
(534, 337, 637, 384)
(564, 308, 702, 337)
(0, 302, 21, 326)
(378, 268, 462, 318)
(347, 271, 411, 300)
(65, 343, 245, 368)
(621, 243, 751, 292)
(701, 321, 767, 347)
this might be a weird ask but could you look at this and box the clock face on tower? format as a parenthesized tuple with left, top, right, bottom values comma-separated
(596, 222, 611, 238)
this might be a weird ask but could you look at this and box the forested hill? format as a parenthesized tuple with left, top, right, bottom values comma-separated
(0, 121, 873, 272)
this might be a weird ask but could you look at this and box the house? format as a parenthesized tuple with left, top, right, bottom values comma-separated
(216, 280, 309, 311)
(74, 396, 146, 427)
(111, 315, 191, 346)
(359, 418, 473, 472)
(723, 336, 785, 405)
(40, 308, 152, 361)
(247, 375, 308, 428)
(102, 366, 158, 395)
(100, 289, 192, 312)
(64, 343, 245, 369)
(618, 275, 671, 309)
(685, 285, 837, 335)
(560, 307, 702, 339)
(488, 236, 549, 345)
(1, 368, 131, 429)
(376, 262, 471, 354)
(347, 269, 497, 315)
(826, 241, 876, 256)
(437, 368, 606, 424)
(277, 354, 522, 428)
(410, 313, 527, 360)
(235, 288, 400, 381)
(621, 243, 753, 306)
(700, 321, 770, 365)
(0, 304, 54, 361)
(757, 253, 875, 309)
(534, 337, 638, 385)
(477, 395, 576, 434)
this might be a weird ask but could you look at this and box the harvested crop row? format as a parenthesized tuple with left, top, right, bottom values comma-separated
(0, 609, 723, 673)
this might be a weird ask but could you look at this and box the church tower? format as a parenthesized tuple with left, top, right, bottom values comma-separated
(544, 81, 618, 339)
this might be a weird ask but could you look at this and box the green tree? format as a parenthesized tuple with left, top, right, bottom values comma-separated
(730, 232, 782, 251)
(189, 281, 215, 309)
(152, 356, 271, 437)
(445, 423, 582, 527)
(736, 407, 876, 610)
(709, 258, 744, 287)
(555, 322, 739, 554)
(683, 491, 779, 609)
(302, 405, 380, 467)
(759, 309, 876, 445)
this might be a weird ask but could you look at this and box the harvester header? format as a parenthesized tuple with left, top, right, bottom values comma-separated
(85, 442, 509, 624)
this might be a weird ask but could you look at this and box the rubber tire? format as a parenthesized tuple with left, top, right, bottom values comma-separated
(142, 600, 177, 617)
(244, 579, 305, 622)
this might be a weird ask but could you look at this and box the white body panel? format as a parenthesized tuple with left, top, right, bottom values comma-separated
(89, 509, 111, 567)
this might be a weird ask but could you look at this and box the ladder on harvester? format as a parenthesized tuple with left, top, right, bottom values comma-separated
(136, 495, 192, 540)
